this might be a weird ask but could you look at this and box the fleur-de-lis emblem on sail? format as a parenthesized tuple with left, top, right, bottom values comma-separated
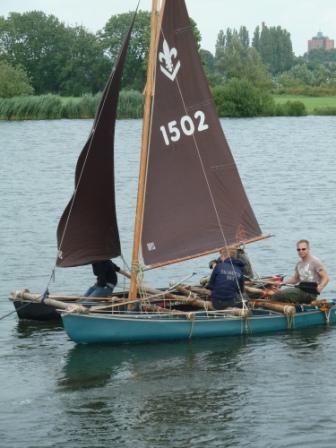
(159, 39, 181, 81)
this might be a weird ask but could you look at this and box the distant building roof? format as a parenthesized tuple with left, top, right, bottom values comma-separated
(312, 31, 328, 40)
(308, 31, 334, 52)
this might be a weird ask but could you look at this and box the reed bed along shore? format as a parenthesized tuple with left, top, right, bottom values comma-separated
(0, 90, 144, 120)
(1, 92, 336, 120)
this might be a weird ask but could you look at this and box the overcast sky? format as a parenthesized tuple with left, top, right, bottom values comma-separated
(1, 0, 335, 56)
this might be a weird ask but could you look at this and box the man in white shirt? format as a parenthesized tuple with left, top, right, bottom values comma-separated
(271, 239, 329, 303)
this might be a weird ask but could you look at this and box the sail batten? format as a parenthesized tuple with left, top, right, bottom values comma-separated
(141, 0, 262, 268)
(56, 14, 136, 268)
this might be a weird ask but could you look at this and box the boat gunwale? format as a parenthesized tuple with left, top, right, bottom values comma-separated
(61, 306, 335, 323)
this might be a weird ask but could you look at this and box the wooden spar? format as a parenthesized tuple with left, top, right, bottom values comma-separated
(175, 285, 214, 309)
(10, 290, 119, 302)
(250, 299, 296, 316)
(187, 285, 211, 297)
(143, 233, 272, 271)
(129, 0, 162, 300)
(10, 290, 88, 314)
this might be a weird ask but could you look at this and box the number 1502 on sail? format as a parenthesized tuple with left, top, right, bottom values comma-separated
(159, 110, 209, 146)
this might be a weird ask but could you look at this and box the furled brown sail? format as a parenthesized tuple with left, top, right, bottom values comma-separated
(141, 0, 262, 267)
(56, 15, 136, 267)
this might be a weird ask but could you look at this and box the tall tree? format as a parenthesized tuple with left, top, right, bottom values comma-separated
(214, 28, 272, 88)
(58, 26, 110, 95)
(252, 26, 260, 50)
(215, 29, 225, 59)
(253, 23, 294, 74)
(239, 26, 250, 48)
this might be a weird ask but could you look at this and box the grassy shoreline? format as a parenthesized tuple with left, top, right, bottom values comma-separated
(273, 94, 336, 114)
(1, 92, 336, 120)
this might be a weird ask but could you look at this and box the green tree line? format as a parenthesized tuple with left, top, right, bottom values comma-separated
(1, 10, 336, 118)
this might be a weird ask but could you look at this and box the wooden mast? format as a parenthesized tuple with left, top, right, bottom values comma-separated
(128, 0, 162, 299)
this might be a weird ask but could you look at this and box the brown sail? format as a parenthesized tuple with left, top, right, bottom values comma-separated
(141, 0, 263, 268)
(56, 15, 136, 268)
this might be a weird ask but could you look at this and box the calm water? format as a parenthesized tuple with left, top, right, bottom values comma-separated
(1, 117, 336, 447)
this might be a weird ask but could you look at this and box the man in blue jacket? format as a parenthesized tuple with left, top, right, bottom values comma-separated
(207, 248, 245, 309)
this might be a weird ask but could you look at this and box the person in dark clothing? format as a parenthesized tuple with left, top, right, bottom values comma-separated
(84, 259, 130, 297)
(208, 246, 253, 278)
(207, 248, 245, 309)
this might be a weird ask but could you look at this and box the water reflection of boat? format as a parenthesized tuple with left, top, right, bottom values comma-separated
(16, 320, 63, 338)
(59, 326, 331, 392)
(59, 336, 247, 391)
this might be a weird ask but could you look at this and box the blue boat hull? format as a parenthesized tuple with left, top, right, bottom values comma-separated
(62, 307, 336, 344)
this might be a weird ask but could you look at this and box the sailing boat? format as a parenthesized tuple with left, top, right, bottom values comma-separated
(11, 0, 336, 340)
